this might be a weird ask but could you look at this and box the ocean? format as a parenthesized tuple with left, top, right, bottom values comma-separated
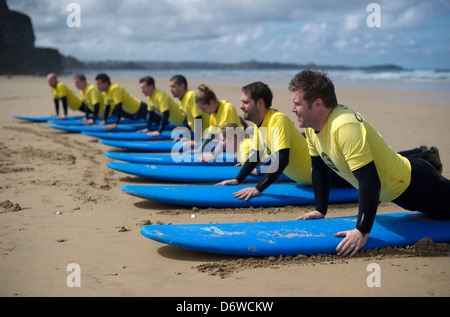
(74, 67, 450, 94)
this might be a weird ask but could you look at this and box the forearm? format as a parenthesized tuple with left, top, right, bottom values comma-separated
(255, 149, 290, 192)
(114, 103, 122, 124)
(103, 105, 111, 122)
(311, 155, 331, 215)
(92, 103, 100, 122)
(235, 149, 263, 183)
(158, 111, 170, 133)
(353, 161, 381, 234)
(147, 110, 155, 130)
(54, 99, 59, 115)
(61, 97, 68, 115)
(83, 102, 92, 119)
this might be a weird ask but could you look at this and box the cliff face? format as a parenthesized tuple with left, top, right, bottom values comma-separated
(0, 0, 64, 74)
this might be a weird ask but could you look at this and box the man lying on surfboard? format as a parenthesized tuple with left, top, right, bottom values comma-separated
(289, 70, 450, 257)
(138, 76, 187, 136)
(95, 73, 159, 130)
(47, 73, 87, 119)
(216, 82, 355, 196)
(169, 75, 210, 137)
(73, 73, 107, 125)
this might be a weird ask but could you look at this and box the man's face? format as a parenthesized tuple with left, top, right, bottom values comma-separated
(239, 92, 259, 123)
(169, 80, 183, 99)
(73, 77, 86, 90)
(96, 79, 109, 92)
(47, 76, 57, 87)
(140, 82, 153, 97)
(291, 90, 313, 128)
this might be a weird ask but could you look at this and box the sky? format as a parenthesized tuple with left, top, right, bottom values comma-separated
(6, 0, 450, 69)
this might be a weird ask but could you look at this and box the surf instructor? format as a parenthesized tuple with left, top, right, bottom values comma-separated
(290, 70, 450, 257)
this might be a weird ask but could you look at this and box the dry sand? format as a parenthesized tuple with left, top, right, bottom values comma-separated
(0, 75, 449, 298)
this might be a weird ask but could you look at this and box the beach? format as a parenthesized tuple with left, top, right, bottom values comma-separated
(0, 74, 449, 298)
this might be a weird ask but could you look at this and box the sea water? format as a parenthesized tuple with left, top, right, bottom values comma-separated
(70, 67, 450, 95)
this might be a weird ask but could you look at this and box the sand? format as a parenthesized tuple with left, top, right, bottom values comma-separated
(0, 74, 449, 298)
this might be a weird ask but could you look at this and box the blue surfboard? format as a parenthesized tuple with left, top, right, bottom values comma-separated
(105, 152, 238, 165)
(48, 117, 147, 126)
(83, 132, 167, 141)
(141, 212, 450, 256)
(81, 129, 193, 141)
(99, 139, 198, 152)
(13, 115, 83, 122)
(82, 131, 173, 141)
(108, 162, 292, 183)
(122, 183, 359, 208)
(47, 124, 148, 133)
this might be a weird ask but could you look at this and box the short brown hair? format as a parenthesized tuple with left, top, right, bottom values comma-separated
(73, 73, 86, 81)
(289, 70, 337, 109)
(139, 76, 155, 87)
(95, 73, 111, 85)
(170, 74, 187, 88)
(242, 82, 273, 108)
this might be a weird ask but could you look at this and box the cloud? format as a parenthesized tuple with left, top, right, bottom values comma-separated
(6, 0, 450, 68)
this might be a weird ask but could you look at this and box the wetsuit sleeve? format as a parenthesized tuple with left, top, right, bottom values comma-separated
(114, 103, 123, 124)
(147, 110, 155, 130)
(352, 161, 381, 234)
(83, 102, 92, 119)
(255, 149, 290, 192)
(83, 103, 89, 119)
(103, 104, 111, 122)
(158, 110, 170, 133)
(91, 103, 100, 122)
(235, 149, 264, 183)
(61, 97, 68, 116)
(54, 99, 59, 115)
(311, 155, 331, 215)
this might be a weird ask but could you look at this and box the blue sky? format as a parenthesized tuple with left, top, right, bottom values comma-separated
(7, 0, 450, 69)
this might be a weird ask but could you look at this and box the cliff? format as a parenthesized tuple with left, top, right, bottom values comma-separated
(0, 0, 78, 75)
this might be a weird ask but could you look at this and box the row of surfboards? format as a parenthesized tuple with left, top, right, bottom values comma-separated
(12, 114, 450, 256)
